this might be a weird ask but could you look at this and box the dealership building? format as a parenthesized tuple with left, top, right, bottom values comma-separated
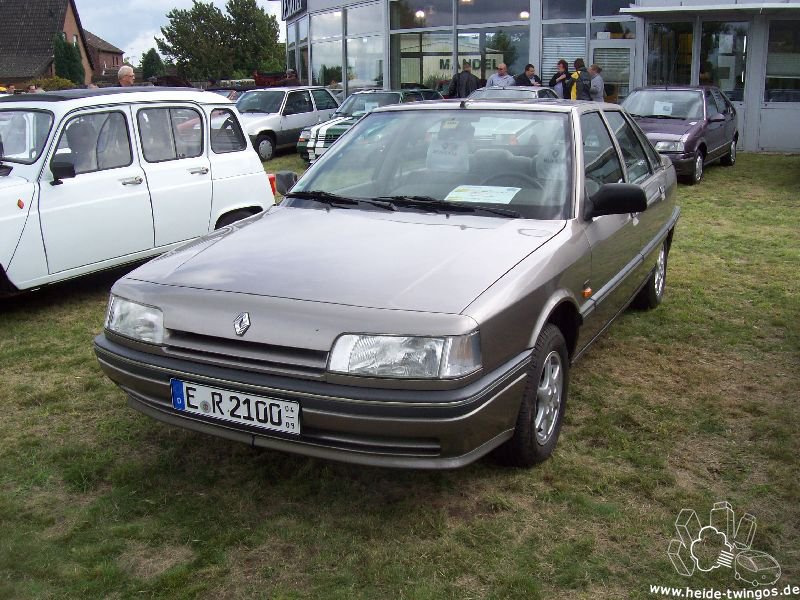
(282, 0, 800, 151)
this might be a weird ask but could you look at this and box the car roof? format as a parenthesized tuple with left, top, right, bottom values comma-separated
(375, 98, 616, 114)
(630, 85, 716, 93)
(0, 86, 233, 108)
(241, 86, 332, 93)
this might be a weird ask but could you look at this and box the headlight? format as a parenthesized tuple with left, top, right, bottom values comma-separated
(298, 129, 312, 141)
(655, 141, 684, 152)
(105, 295, 164, 344)
(328, 332, 481, 379)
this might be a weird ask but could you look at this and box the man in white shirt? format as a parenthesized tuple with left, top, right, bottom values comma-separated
(486, 63, 515, 87)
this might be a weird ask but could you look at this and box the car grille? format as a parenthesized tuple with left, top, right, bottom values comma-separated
(163, 330, 328, 379)
(321, 133, 339, 143)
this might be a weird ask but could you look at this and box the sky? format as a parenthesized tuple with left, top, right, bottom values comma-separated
(76, 0, 286, 66)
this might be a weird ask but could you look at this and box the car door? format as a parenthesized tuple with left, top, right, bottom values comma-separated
(278, 90, 314, 147)
(713, 89, 737, 147)
(310, 89, 339, 123)
(704, 88, 727, 159)
(603, 110, 667, 257)
(576, 111, 639, 350)
(38, 107, 154, 274)
(135, 104, 213, 246)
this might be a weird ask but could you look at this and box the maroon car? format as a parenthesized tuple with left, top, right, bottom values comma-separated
(622, 86, 738, 185)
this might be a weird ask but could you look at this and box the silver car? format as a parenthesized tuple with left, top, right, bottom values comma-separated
(95, 100, 679, 469)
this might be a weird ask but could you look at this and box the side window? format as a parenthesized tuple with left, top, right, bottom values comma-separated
(284, 91, 313, 115)
(402, 92, 423, 103)
(311, 89, 338, 110)
(580, 112, 624, 196)
(210, 108, 247, 154)
(705, 90, 720, 118)
(55, 111, 132, 174)
(604, 111, 652, 184)
(138, 107, 203, 163)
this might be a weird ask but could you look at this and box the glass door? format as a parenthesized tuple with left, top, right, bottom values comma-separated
(589, 42, 634, 103)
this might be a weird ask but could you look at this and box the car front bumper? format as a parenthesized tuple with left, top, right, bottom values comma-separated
(94, 334, 530, 469)
(659, 151, 696, 176)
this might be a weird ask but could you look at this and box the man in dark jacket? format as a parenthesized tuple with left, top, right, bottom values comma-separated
(566, 58, 593, 101)
(447, 61, 479, 98)
(514, 64, 542, 86)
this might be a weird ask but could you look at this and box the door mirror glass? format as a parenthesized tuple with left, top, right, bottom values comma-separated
(586, 183, 647, 219)
(709, 113, 726, 122)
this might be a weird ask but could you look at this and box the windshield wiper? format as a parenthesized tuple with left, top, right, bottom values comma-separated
(377, 196, 520, 218)
(641, 114, 684, 120)
(285, 190, 360, 206)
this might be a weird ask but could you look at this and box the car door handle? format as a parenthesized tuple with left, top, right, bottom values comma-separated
(659, 185, 665, 200)
(188, 167, 209, 175)
(120, 176, 143, 186)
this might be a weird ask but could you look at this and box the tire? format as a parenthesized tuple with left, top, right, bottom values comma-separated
(686, 150, 704, 185)
(720, 138, 736, 166)
(255, 134, 275, 161)
(215, 209, 254, 229)
(496, 324, 569, 468)
(633, 240, 668, 309)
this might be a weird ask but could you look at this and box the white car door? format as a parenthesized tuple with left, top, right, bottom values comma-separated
(134, 104, 213, 246)
(38, 107, 154, 274)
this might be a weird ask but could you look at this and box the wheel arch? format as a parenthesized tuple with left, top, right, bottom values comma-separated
(213, 205, 264, 229)
(526, 292, 583, 361)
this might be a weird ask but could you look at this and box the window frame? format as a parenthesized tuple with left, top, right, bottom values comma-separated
(310, 89, 339, 111)
(52, 109, 134, 176)
(209, 108, 247, 155)
(136, 106, 205, 164)
(580, 110, 626, 197)
(602, 109, 654, 185)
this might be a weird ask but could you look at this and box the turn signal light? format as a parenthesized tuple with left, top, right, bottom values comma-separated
(268, 173, 277, 196)
(582, 287, 592, 298)
(17, 199, 24, 209)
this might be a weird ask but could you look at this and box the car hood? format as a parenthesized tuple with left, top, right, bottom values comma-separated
(127, 207, 565, 313)
(310, 115, 357, 134)
(635, 117, 702, 142)
(238, 112, 280, 134)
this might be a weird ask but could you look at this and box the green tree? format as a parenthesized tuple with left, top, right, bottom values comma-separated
(140, 48, 165, 80)
(156, 0, 281, 81)
(53, 34, 85, 85)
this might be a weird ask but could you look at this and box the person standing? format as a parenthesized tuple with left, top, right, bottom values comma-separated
(567, 58, 593, 100)
(548, 59, 570, 98)
(447, 60, 480, 98)
(514, 64, 542, 86)
(277, 69, 300, 86)
(118, 65, 135, 86)
(589, 64, 605, 102)
(486, 63, 515, 87)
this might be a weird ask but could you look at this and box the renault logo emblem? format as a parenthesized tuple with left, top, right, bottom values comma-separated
(233, 312, 251, 336)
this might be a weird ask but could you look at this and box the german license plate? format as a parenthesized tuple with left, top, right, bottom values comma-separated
(170, 379, 300, 435)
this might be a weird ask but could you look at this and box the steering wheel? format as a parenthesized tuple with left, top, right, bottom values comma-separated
(480, 172, 543, 189)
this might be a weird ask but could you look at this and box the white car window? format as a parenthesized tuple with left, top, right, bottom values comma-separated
(55, 112, 132, 174)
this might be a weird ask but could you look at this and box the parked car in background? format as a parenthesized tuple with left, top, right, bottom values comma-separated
(0, 87, 273, 295)
(236, 86, 339, 161)
(407, 88, 445, 101)
(468, 86, 559, 101)
(208, 88, 247, 101)
(95, 99, 679, 470)
(622, 85, 737, 184)
(297, 89, 427, 163)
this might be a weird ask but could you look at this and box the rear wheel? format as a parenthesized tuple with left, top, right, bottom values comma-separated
(255, 134, 275, 161)
(720, 138, 736, 166)
(215, 209, 255, 229)
(634, 241, 668, 309)
(496, 324, 569, 468)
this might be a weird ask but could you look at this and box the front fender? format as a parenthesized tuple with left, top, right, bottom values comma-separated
(0, 177, 36, 269)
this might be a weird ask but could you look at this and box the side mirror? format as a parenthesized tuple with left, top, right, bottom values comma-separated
(50, 160, 76, 185)
(275, 170, 298, 195)
(585, 183, 647, 219)
(709, 113, 726, 123)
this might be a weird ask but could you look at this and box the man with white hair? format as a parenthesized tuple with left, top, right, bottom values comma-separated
(118, 65, 135, 87)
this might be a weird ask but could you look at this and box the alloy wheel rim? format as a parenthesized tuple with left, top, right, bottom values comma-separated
(535, 350, 563, 445)
(695, 154, 703, 181)
(259, 141, 272, 159)
(654, 245, 666, 298)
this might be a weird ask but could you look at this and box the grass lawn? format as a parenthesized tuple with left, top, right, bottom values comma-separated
(0, 153, 797, 599)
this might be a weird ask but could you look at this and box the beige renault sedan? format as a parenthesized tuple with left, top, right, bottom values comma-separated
(94, 99, 679, 469)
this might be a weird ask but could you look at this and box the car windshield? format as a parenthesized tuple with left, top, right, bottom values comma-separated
(293, 108, 573, 220)
(0, 109, 54, 164)
(470, 88, 539, 100)
(335, 93, 402, 117)
(622, 90, 704, 120)
(236, 91, 284, 113)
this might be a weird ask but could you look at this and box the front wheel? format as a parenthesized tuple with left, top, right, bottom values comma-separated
(686, 150, 704, 185)
(634, 241, 668, 309)
(496, 324, 569, 468)
(255, 134, 275, 161)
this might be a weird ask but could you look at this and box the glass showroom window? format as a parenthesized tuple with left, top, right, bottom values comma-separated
(287, 22, 297, 77)
(543, 0, 586, 20)
(457, 0, 530, 26)
(591, 0, 632, 17)
(647, 22, 693, 85)
(591, 21, 635, 40)
(541, 23, 587, 83)
(699, 22, 748, 101)
(390, 0, 453, 29)
(457, 27, 530, 85)
(347, 36, 384, 94)
(311, 10, 342, 41)
(299, 17, 310, 84)
(312, 39, 343, 87)
(765, 21, 800, 102)
(347, 3, 382, 36)
(391, 31, 453, 90)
